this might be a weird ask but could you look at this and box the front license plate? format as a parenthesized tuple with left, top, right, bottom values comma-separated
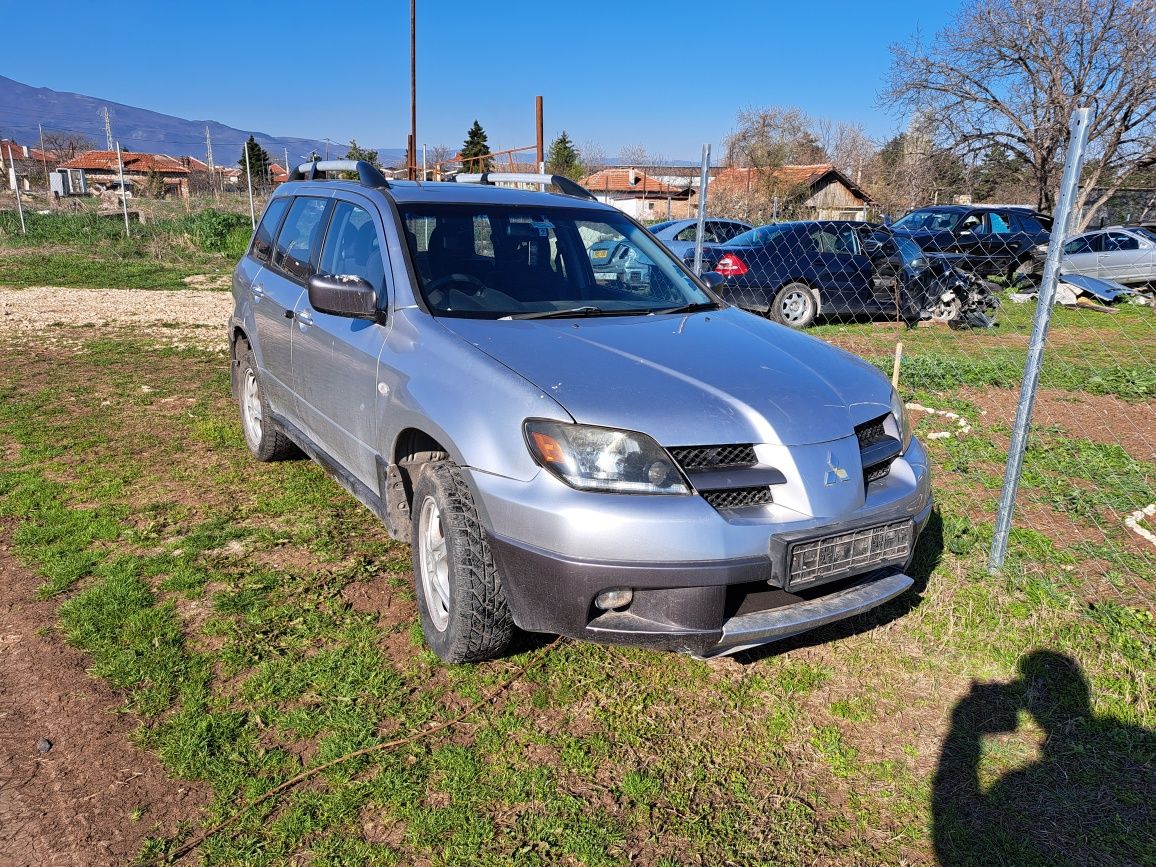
(788, 520, 912, 589)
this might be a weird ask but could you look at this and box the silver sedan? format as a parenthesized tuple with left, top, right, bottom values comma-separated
(1061, 226, 1156, 285)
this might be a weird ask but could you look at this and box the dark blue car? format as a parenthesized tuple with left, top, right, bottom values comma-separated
(692, 221, 952, 328)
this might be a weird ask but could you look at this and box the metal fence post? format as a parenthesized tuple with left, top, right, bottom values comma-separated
(115, 142, 130, 238)
(244, 143, 256, 229)
(692, 144, 711, 275)
(12, 173, 27, 235)
(988, 107, 1092, 572)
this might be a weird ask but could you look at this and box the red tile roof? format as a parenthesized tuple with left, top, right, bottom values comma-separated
(0, 140, 55, 165)
(580, 168, 687, 195)
(58, 150, 191, 174)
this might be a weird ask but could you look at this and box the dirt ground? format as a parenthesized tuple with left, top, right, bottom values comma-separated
(0, 287, 231, 351)
(0, 531, 208, 867)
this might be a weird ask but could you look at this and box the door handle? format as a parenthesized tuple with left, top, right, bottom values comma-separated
(252, 284, 266, 301)
(296, 309, 314, 327)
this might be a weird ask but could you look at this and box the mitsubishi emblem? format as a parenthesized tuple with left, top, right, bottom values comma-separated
(824, 451, 850, 486)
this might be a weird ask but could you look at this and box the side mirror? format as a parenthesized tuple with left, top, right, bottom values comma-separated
(862, 238, 883, 253)
(700, 271, 727, 290)
(307, 274, 378, 320)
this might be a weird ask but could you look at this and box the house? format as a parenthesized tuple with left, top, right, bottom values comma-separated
(712, 163, 873, 220)
(54, 150, 192, 198)
(579, 169, 694, 220)
(1, 139, 57, 191)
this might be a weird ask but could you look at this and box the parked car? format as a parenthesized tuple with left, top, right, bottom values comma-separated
(691, 220, 982, 328)
(1061, 226, 1156, 285)
(647, 217, 754, 258)
(889, 205, 1051, 282)
(229, 162, 931, 663)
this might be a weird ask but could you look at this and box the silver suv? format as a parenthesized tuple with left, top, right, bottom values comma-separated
(229, 161, 932, 663)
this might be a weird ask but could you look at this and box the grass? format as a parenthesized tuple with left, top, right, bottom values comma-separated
(0, 207, 249, 289)
(0, 328, 1153, 865)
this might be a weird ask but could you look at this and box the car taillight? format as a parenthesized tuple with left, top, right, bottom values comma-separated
(715, 253, 748, 276)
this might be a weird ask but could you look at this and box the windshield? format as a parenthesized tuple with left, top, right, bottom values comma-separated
(399, 204, 716, 319)
(1132, 226, 1156, 244)
(892, 209, 963, 232)
(726, 223, 793, 247)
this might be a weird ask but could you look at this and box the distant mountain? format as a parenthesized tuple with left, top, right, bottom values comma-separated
(0, 75, 405, 168)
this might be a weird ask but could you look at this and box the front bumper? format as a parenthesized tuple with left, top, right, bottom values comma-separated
(472, 437, 933, 656)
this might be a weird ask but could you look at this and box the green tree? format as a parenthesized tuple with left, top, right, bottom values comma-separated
(460, 120, 493, 173)
(343, 139, 381, 170)
(973, 145, 1029, 202)
(239, 136, 272, 189)
(546, 131, 582, 180)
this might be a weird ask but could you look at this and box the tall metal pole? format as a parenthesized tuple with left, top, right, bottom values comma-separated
(243, 141, 256, 229)
(115, 142, 130, 238)
(535, 95, 544, 168)
(410, 0, 417, 180)
(422, 143, 427, 181)
(988, 107, 1092, 572)
(692, 144, 711, 275)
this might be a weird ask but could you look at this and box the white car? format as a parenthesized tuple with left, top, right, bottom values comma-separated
(1061, 226, 1156, 285)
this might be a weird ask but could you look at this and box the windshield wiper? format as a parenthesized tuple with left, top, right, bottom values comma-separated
(506, 306, 604, 320)
(651, 302, 719, 315)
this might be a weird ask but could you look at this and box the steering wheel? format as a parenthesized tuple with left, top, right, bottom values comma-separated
(425, 273, 490, 306)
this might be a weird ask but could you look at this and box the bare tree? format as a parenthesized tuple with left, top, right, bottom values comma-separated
(579, 139, 607, 177)
(41, 132, 97, 161)
(617, 143, 650, 166)
(724, 106, 828, 169)
(884, 0, 1156, 228)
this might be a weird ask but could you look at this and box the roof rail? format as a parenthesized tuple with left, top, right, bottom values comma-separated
(287, 159, 390, 188)
(452, 172, 596, 201)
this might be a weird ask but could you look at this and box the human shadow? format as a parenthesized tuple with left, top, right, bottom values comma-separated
(932, 650, 1155, 866)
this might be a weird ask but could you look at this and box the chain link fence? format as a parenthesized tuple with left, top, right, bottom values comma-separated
(676, 113, 1155, 606)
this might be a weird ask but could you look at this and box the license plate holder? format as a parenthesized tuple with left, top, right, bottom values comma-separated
(784, 520, 913, 590)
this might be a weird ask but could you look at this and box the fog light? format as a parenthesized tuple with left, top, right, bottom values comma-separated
(594, 588, 633, 611)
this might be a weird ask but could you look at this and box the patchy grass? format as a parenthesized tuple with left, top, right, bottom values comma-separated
(0, 333, 1152, 866)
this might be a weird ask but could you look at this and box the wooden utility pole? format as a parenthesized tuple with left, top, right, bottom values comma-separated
(410, 0, 417, 180)
(535, 96, 544, 171)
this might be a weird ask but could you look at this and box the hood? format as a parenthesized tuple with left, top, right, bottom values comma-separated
(439, 307, 892, 446)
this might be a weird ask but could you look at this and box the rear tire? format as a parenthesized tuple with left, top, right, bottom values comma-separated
(411, 461, 514, 663)
(768, 282, 818, 329)
(234, 340, 298, 462)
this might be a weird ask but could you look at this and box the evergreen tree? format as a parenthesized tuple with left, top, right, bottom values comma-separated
(344, 139, 382, 170)
(239, 136, 272, 188)
(546, 131, 582, 180)
(460, 121, 493, 173)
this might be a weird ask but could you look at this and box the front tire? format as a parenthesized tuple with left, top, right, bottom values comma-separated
(768, 282, 818, 329)
(411, 461, 514, 663)
(234, 341, 298, 462)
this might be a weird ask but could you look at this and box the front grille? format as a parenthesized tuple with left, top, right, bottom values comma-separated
(789, 520, 912, 588)
(669, 444, 757, 471)
(865, 463, 892, 483)
(855, 416, 889, 449)
(702, 486, 773, 510)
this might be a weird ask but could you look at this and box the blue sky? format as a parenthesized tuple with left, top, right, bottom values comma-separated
(2, 0, 956, 161)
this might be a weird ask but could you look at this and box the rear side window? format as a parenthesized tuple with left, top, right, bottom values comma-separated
(717, 222, 749, 241)
(318, 201, 387, 298)
(251, 197, 290, 263)
(1009, 211, 1042, 233)
(272, 197, 330, 282)
(1105, 232, 1139, 252)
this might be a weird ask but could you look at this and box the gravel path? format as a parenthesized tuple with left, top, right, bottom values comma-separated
(0, 287, 232, 350)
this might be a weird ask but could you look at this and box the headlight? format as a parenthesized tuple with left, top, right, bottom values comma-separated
(1032, 244, 1050, 256)
(890, 390, 913, 450)
(524, 420, 689, 494)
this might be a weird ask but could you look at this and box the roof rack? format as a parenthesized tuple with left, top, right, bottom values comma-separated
(287, 159, 390, 188)
(451, 172, 596, 201)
